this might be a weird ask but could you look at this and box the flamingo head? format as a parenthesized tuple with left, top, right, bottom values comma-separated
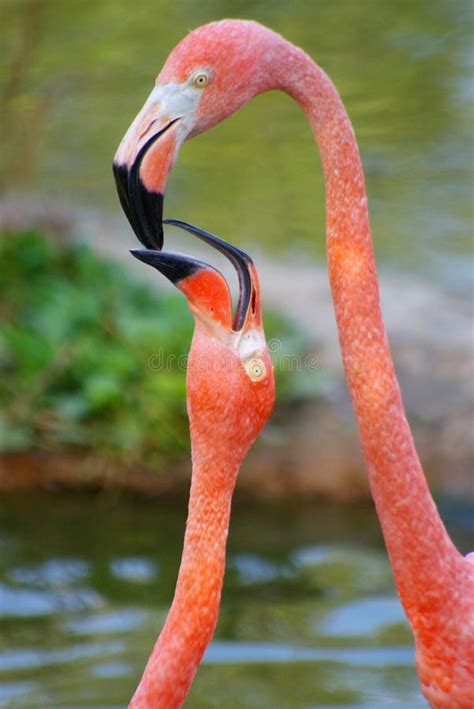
(131, 219, 275, 463)
(113, 20, 279, 249)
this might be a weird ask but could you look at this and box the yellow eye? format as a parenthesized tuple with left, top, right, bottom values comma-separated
(192, 72, 209, 88)
(245, 357, 266, 382)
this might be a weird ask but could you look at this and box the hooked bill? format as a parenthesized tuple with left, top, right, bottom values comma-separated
(113, 120, 179, 250)
(131, 219, 255, 333)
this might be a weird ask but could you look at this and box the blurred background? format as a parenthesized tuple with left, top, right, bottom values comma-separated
(0, 1, 473, 707)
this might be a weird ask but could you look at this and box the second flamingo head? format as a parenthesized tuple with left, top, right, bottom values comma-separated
(131, 219, 275, 470)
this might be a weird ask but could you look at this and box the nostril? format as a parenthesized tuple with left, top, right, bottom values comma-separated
(138, 119, 157, 142)
(251, 290, 256, 314)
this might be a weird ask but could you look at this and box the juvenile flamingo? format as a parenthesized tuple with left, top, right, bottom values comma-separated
(114, 20, 474, 709)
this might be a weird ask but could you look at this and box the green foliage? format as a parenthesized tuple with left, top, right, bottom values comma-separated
(0, 231, 308, 470)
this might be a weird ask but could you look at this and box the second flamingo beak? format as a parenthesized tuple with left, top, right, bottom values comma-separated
(130, 220, 261, 334)
(131, 248, 234, 331)
(131, 249, 207, 286)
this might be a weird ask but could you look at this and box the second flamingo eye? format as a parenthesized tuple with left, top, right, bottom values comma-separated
(245, 357, 266, 382)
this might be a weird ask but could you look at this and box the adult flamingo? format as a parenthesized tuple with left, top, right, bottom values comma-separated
(114, 20, 474, 708)
(129, 223, 274, 707)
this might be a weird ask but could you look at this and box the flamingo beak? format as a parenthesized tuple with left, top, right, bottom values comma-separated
(131, 248, 234, 330)
(162, 219, 257, 332)
(113, 120, 178, 251)
(131, 221, 260, 333)
(113, 86, 186, 250)
(130, 248, 205, 285)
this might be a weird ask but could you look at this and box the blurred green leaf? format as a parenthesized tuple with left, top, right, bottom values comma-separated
(0, 231, 309, 470)
(0, 417, 33, 452)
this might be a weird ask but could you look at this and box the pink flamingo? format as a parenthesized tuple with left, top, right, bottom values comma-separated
(128, 221, 275, 707)
(114, 19, 474, 709)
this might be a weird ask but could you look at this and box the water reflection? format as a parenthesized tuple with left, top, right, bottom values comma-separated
(109, 557, 158, 583)
(320, 595, 406, 638)
(2, 492, 471, 706)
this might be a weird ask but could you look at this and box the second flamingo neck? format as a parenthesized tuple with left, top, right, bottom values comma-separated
(130, 461, 238, 709)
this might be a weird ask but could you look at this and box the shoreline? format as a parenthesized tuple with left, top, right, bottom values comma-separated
(1, 195, 472, 500)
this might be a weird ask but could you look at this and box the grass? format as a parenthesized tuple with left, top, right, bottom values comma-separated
(0, 230, 316, 472)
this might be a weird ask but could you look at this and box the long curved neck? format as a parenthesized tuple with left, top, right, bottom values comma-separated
(130, 454, 239, 708)
(269, 40, 463, 622)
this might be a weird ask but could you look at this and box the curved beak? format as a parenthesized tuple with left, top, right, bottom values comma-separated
(132, 220, 261, 333)
(113, 86, 186, 250)
(163, 219, 259, 332)
(130, 248, 233, 330)
(130, 248, 206, 285)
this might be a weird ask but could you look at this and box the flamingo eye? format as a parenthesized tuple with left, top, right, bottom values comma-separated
(192, 72, 209, 88)
(245, 357, 266, 382)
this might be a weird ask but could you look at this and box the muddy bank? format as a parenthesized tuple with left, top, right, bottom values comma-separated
(1, 376, 471, 500)
(1, 196, 473, 499)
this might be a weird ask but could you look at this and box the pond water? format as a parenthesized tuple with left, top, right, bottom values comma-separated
(1, 492, 472, 707)
(3, 0, 473, 289)
(1, 2, 473, 705)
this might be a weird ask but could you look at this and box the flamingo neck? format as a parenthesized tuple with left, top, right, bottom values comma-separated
(130, 454, 239, 709)
(266, 39, 464, 621)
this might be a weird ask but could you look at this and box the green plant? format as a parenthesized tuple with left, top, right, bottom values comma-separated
(0, 231, 312, 471)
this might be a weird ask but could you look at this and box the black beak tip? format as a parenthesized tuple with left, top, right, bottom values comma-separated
(113, 160, 164, 251)
(129, 248, 149, 264)
(114, 120, 182, 251)
(130, 248, 203, 286)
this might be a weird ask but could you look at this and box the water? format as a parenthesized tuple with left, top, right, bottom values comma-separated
(1, 492, 472, 707)
(2, 0, 473, 288)
(1, 2, 473, 705)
